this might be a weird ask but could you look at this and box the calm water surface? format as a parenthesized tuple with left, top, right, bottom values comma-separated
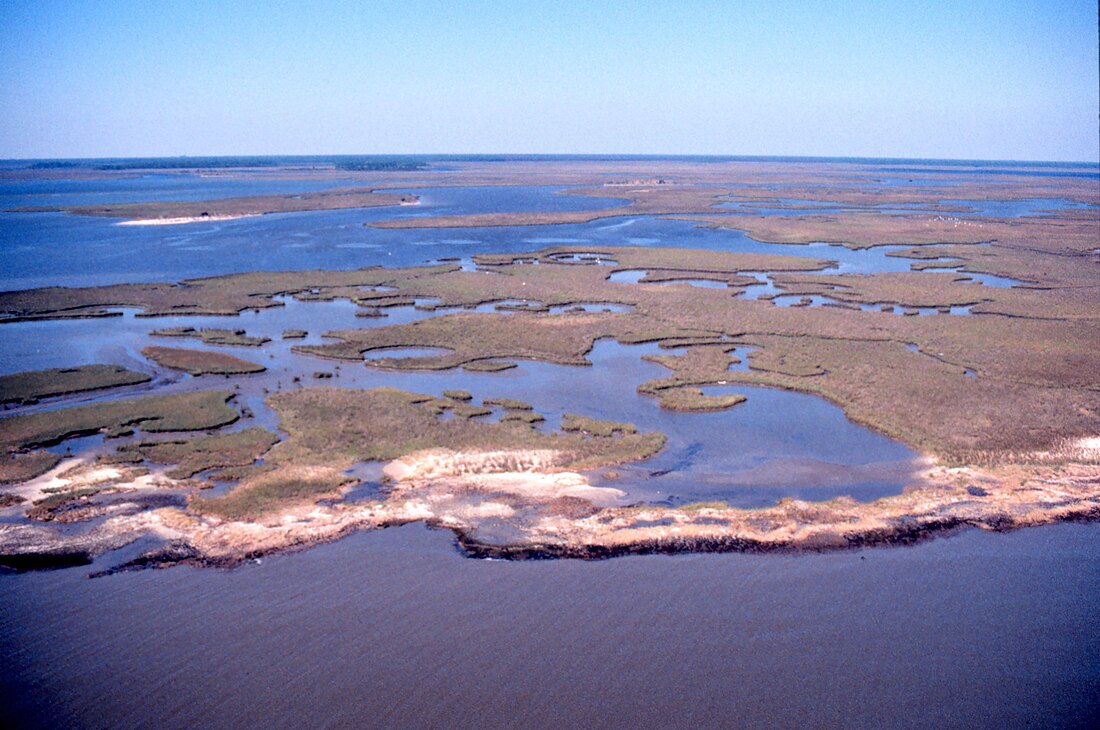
(1, 522, 1097, 729)
(1, 172, 1096, 727)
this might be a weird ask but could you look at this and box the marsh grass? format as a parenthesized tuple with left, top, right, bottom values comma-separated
(462, 361, 517, 372)
(150, 327, 271, 347)
(3, 234, 1096, 465)
(500, 410, 545, 425)
(142, 346, 265, 375)
(453, 403, 493, 420)
(26, 487, 103, 521)
(0, 450, 61, 484)
(560, 415, 638, 437)
(193, 387, 666, 519)
(0, 493, 26, 507)
(19, 187, 417, 221)
(113, 427, 279, 479)
(483, 398, 533, 411)
(0, 365, 151, 404)
(0, 391, 239, 455)
(190, 465, 351, 521)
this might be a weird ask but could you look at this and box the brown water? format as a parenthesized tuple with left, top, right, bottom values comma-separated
(2, 522, 1098, 729)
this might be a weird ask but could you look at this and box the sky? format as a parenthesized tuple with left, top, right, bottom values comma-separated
(1, 0, 1097, 162)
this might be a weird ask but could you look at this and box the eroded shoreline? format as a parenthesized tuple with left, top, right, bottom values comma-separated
(2, 437, 1098, 574)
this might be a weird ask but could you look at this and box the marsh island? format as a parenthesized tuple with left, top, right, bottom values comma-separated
(1, 157, 1097, 572)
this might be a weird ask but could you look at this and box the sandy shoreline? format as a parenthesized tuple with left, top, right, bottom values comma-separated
(2, 442, 1099, 573)
(117, 214, 258, 226)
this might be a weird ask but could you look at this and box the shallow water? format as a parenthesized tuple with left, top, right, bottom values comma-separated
(0, 173, 1025, 507)
(943, 197, 1099, 215)
(0, 296, 917, 506)
(0, 181, 1027, 290)
(391, 184, 629, 215)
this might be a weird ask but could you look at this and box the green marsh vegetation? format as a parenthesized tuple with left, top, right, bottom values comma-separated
(142, 346, 266, 375)
(560, 414, 638, 437)
(0, 451, 61, 485)
(293, 242, 1098, 462)
(0, 365, 150, 404)
(1, 201, 1097, 471)
(26, 487, 104, 522)
(0, 263, 458, 319)
(150, 327, 271, 347)
(0, 391, 240, 480)
(107, 427, 279, 479)
(0, 493, 26, 507)
(193, 387, 665, 520)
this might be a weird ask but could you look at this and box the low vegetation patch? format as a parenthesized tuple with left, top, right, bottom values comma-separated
(0, 365, 151, 405)
(463, 360, 517, 372)
(453, 403, 493, 419)
(500, 410, 545, 425)
(150, 327, 271, 347)
(0, 451, 62, 485)
(111, 427, 279, 479)
(0, 391, 239, 466)
(483, 397, 534, 411)
(191, 465, 350, 521)
(26, 487, 103, 521)
(650, 387, 747, 411)
(188, 387, 666, 519)
(561, 414, 638, 437)
(16, 187, 418, 222)
(142, 346, 265, 375)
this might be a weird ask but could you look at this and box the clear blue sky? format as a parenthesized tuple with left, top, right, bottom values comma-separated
(1, 0, 1097, 161)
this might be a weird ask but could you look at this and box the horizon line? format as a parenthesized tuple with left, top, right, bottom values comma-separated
(2, 153, 1098, 167)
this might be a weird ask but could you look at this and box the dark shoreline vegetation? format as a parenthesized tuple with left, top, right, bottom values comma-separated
(0, 157, 1096, 573)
